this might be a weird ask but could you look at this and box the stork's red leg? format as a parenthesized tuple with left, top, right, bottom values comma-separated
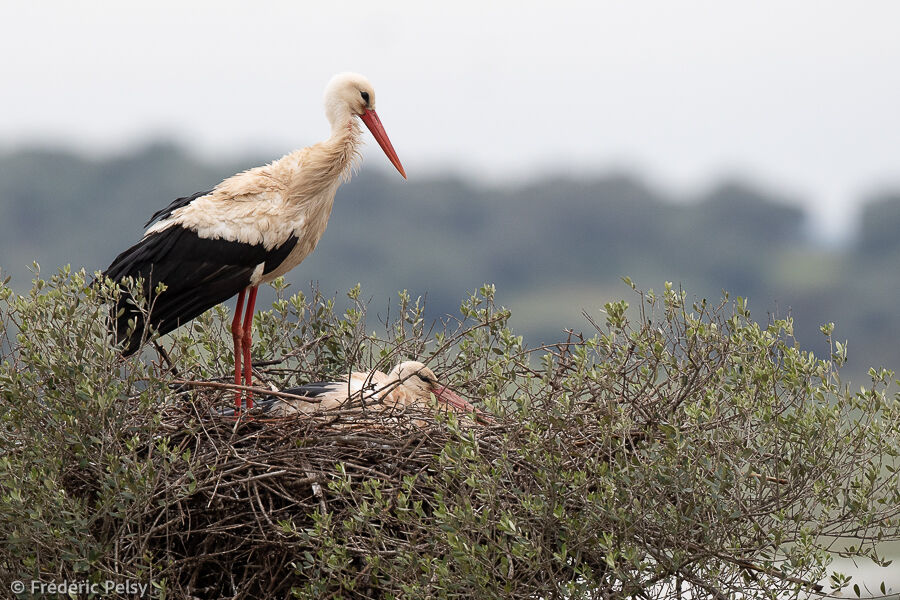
(232, 289, 247, 413)
(241, 286, 259, 409)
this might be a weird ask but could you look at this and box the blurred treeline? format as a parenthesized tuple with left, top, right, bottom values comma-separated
(1, 142, 898, 380)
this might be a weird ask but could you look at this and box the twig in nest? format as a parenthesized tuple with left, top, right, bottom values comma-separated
(300, 458, 327, 515)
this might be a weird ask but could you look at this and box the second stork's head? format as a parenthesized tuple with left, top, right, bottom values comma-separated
(324, 72, 406, 178)
(389, 361, 477, 415)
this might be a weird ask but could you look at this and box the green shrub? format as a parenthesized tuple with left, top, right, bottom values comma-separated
(1, 270, 898, 598)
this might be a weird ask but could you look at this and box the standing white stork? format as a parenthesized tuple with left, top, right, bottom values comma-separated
(102, 73, 405, 413)
(240, 361, 491, 425)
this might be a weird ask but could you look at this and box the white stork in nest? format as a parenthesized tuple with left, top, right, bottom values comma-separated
(243, 361, 492, 425)
(102, 73, 405, 413)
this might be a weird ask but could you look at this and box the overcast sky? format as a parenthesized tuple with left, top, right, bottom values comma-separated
(2, 1, 899, 239)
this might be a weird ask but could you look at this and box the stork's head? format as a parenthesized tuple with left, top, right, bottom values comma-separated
(324, 72, 406, 178)
(390, 361, 476, 414)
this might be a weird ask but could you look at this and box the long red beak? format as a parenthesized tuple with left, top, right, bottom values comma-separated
(359, 109, 407, 179)
(435, 385, 493, 425)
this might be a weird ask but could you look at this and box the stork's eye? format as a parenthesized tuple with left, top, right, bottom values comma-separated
(360, 91, 370, 104)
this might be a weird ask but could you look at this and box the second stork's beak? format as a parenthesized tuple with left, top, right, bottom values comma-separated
(359, 109, 407, 179)
(434, 385, 494, 425)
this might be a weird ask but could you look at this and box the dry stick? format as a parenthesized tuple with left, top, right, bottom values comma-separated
(300, 457, 327, 515)
(251, 481, 280, 534)
(170, 379, 324, 403)
(748, 471, 789, 485)
(153, 340, 179, 377)
(732, 558, 824, 593)
(194, 470, 305, 497)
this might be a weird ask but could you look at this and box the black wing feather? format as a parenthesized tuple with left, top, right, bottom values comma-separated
(263, 234, 298, 274)
(281, 382, 340, 399)
(215, 382, 339, 417)
(103, 221, 299, 356)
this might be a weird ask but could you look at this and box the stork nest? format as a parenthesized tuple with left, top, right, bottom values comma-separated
(92, 385, 515, 599)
